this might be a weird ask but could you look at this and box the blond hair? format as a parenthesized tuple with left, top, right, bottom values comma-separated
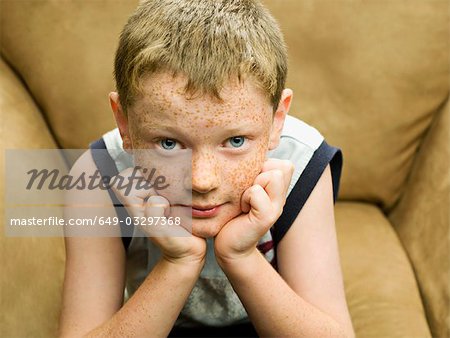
(114, 0, 287, 113)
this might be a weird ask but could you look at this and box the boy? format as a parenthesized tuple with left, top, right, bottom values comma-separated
(59, 0, 355, 337)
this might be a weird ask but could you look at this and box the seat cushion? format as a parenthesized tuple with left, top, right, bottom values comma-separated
(335, 202, 431, 337)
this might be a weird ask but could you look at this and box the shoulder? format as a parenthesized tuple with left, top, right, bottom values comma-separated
(270, 116, 343, 244)
(279, 115, 324, 150)
(268, 116, 324, 167)
(268, 115, 342, 197)
(65, 148, 117, 219)
(98, 128, 134, 173)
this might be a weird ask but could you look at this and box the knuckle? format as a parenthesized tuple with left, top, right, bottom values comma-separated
(281, 159, 295, 172)
(272, 169, 283, 179)
(147, 195, 164, 205)
(250, 184, 261, 194)
(278, 205, 284, 218)
(268, 210, 281, 225)
(288, 162, 295, 174)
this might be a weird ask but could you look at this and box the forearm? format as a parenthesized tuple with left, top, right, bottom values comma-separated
(85, 258, 203, 338)
(218, 249, 353, 338)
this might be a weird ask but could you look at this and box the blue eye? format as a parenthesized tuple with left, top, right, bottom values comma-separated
(228, 136, 245, 148)
(160, 139, 178, 150)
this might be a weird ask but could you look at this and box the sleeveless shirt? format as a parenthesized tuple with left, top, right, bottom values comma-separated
(89, 114, 343, 328)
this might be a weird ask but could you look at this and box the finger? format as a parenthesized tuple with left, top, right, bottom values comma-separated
(145, 195, 170, 217)
(261, 159, 294, 195)
(111, 167, 157, 209)
(141, 195, 168, 237)
(253, 169, 285, 210)
(261, 158, 293, 172)
(144, 196, 191, 237)
(241, 184, 272, 226)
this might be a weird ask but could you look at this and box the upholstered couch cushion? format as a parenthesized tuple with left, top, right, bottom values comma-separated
(336, 202, 431, 337)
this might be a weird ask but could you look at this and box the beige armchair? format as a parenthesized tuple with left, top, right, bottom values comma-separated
(1, 1, 448, 337)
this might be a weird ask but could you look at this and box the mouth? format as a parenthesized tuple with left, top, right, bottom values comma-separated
(176, 203, 224, 218)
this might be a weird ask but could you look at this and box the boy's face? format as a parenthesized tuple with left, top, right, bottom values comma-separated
(111, 71, 290, 238)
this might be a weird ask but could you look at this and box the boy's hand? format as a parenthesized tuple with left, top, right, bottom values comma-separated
(111, 168, 207, 266)
(214, 159, 294, 263)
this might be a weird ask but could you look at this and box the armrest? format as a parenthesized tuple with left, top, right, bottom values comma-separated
(0, 57, 65, 337)
(388, 97, 449, 338)
(0, 56, 57, 149)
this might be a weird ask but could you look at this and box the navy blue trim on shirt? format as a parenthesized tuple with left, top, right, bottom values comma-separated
(89, 138, 134, 250)
(271, 140, 343, 247)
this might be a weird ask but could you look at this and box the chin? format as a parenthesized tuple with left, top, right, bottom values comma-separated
(188, 204, 241, 238)
(191, 221, 224, 238)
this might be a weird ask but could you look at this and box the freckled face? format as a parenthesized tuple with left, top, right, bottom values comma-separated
(127, 72, 274, 238)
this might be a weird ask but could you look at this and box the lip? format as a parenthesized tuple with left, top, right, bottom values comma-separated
(190, 204, 223, 218)
(172, 203, 224, 218)
(191, 205, 219, 210)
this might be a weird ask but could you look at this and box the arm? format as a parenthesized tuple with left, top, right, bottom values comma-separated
(84, 258, 203, 337)
(60, 238, 203, 338)
(217, 164, 355, 337)
(58, 236, 125, 338)
(58, 150, 204, 338)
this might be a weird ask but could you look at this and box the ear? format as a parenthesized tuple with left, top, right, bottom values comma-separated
(109, 92, 132, 151)
(268, 88, 293, 150)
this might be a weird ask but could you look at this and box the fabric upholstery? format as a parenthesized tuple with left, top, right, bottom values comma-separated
(0, 1, 448, 337)
(1, 0, 448, 211)
(335, 202, 431, 337)
(389, 98, 450, 338)
(263, 0, 449, 211)
(0, 0, 130, 148)
(0, 58, 66, 337)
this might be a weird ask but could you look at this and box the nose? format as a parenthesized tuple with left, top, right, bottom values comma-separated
(189, 151, 220, 194)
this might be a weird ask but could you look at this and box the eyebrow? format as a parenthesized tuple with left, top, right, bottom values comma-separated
(136, 125, 193, 145)
(144, 122, 257, 138)
(145, 125, 190, 138)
